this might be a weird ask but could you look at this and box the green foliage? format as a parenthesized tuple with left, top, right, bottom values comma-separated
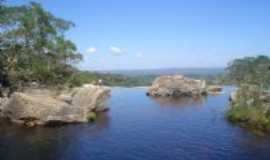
(226, 55, 270, 89)
(69, 72, 224, 87)
(185, 74, 224, 85)
(87, 112, 97, 122)
(226, 56, 270, 133)
(227, 107, 270, 132)
(0, 2, 82, 88)
(68, 71, 156, 87)
(227, 85, 270, 132)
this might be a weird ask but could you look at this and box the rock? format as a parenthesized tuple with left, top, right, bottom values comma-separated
(71, 85, 111, 112)
(2, 92, 86, 125)
(229, 86, 270, 106)
(207, 85, 223, 95)
(0, 84, 110, 126)
(229, 91, 237, 103)
(261, 91, 270, 103)
(57, 94, 73, 104)
(207, 85, 222, 92)
(147, 75, 206, 98)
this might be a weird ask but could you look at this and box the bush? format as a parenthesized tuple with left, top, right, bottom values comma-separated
(227, 85, 270, 132)
(87, 112, 97, 122)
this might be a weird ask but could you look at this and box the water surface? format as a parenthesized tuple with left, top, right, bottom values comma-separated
(0, 86, 270, 160)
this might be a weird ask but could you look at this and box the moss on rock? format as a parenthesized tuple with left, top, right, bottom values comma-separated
(87, 112, 97, 122)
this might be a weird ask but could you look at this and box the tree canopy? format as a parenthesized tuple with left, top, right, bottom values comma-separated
(226, 55, 270, 89)
(0, 1, 82, 88)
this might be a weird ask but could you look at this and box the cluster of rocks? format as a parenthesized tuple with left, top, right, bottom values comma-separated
(147, 75, 207, 97)
(147, 75, 223, 98)
(0, 84, 110, 127)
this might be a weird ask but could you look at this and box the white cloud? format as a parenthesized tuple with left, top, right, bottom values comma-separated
(86, 47, 97, 53)
(109, 46, 125, 55)
(136, 52, 143, 58)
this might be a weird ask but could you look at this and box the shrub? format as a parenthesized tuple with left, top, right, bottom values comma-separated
(87, 112, 97, 122)
(227, 85, 270, 132)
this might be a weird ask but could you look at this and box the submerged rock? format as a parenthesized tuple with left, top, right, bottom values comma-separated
(1, 84, 110, 126)
(147, 75, 206, 98)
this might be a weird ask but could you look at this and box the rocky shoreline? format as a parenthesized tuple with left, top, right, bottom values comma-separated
(227, 85, 270, 133)
(0, 75, 224, 128)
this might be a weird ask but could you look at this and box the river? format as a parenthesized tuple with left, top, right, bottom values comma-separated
(0, 86, 270, 160)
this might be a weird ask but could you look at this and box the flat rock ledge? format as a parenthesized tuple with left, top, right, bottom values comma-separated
(0, 84, 110, 127)
(207, 85, 223, 95)
(147, 75, 207, 98)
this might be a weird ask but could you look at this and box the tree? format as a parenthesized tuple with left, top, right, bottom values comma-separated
(0, 2, 82, 87)
(226, 55, 270, 89)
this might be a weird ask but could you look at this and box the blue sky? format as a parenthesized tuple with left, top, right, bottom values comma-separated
(8, 0, 270, 70)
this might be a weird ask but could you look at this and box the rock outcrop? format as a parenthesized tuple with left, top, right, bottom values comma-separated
(207, 85, 223, 95)
(147, 75, 206, 97)
(229, 87, 270, 105)
(0, 84, 110, 126)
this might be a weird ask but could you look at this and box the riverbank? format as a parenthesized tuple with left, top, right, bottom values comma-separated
(227, 85, 270, 133)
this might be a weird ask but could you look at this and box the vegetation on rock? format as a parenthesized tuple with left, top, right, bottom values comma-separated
(227, 85, 270, 131)
(226, 55, 270, 133)
(87, 112, 97, 122)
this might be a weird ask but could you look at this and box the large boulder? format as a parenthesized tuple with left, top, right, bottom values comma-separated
(71, 84, 110, 112)
(1, 84, 110, 126)
(147, 75, 206, 97)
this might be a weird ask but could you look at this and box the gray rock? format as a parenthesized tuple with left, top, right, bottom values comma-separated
(57, 94, 73, 104)
(1, 84, 110, 126)
(147, 75, 206, 98)
(261, 91, 270, 103)
(229, 91, 237, 103)
(71, 85, 111, 112)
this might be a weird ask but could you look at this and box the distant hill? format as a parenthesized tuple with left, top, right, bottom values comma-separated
(98, 68, 225, 77)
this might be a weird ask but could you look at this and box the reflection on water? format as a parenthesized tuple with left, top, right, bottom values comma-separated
(0, 86, 270, 160)
(150, 96, 206, 107)
(0, 112, 111, 160)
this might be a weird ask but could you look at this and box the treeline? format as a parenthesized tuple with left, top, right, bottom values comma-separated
(2, 2, 269, 91)
(0, 1, 82, 89)
(71, 71, 155, 87)
(226, 55, 270, 89)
